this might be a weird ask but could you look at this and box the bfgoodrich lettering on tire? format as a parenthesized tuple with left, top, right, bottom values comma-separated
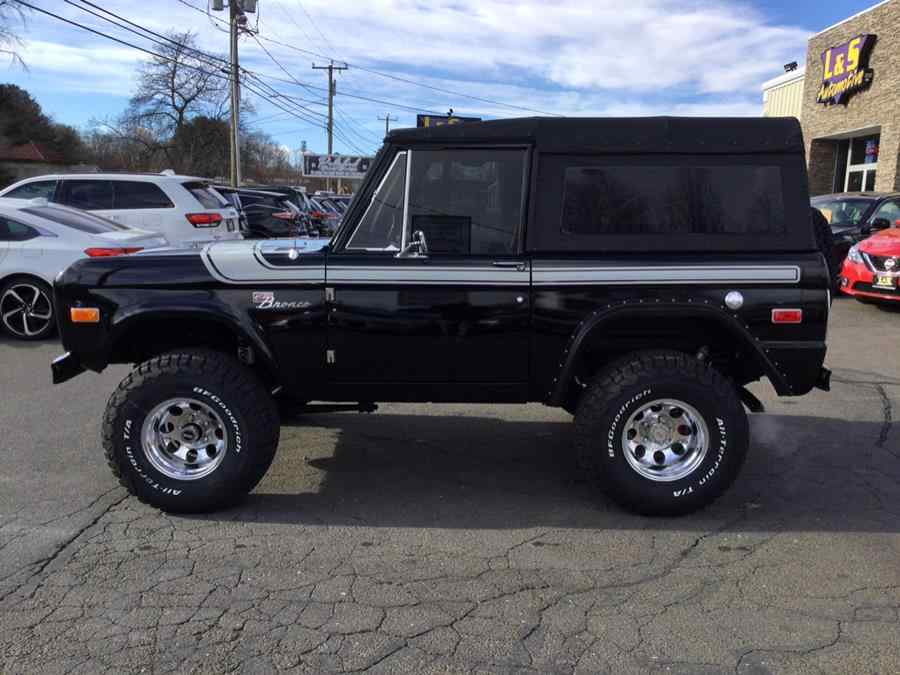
(102, 349, 279, 513)
(575, 350, 749, 516)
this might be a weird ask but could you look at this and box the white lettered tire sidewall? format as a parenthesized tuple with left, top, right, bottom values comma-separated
(104, 351, 279, 513)
(113, 380, 250, 509)
(577, 355, 749, 516)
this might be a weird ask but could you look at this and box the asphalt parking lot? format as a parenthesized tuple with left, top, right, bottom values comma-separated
(0, 298, 898, 674)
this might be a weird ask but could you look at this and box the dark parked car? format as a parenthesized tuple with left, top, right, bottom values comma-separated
(52, 117, 830, 517)
(811, 192, 900, 267)
(214, 187, 306, 239)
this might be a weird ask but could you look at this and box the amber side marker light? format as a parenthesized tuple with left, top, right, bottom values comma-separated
(772, 308, 803, 324)
(70, 307, 100, 323)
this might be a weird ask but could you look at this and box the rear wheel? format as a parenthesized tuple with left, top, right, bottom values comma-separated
(575, 350, 749, 516)
(103, 349, 279, 512)
(0, 277, 55, 340)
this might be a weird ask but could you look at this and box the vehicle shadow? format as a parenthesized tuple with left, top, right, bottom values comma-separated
(191, 411, 899, 533)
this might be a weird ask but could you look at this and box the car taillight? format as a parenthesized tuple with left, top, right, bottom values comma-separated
(772, 308, 803, 324)
(272, 211, 296, 220)
(84, 247, 143, 257)
(186, 212, 223, 227)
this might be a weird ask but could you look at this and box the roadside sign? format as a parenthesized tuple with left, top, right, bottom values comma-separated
(302, 155, 372, 179)
(416, 114, 482, 128)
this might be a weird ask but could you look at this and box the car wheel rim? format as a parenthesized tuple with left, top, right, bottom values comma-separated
(621, 398, 709, 482)
(1, 284, 53, 338)
(141, 398, 229, 481)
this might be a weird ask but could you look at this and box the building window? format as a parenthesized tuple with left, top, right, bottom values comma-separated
(844, 134, 879, 192)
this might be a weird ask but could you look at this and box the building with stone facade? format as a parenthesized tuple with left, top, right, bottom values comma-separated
(763, 0, 900, 196)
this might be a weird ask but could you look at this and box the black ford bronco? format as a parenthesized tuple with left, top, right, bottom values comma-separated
(52, 117, 831, 516)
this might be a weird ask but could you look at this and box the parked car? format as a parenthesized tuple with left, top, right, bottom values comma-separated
(811, 192, 900, 267)
(0, 172, 241, 248)
(51, 117, 831, 517)
(213, 187, 305, 239)
(0, 198, 166, 340)
(838, 227, 900, 306)
(308, 196, 342, 237)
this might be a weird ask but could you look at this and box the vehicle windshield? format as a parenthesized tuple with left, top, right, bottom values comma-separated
(20, 205, 130, 233)
(811, 198, 874, 227)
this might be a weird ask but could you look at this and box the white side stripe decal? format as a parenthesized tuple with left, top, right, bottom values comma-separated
(532, 265, 800, 285)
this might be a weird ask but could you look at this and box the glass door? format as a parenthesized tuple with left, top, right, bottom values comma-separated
(845, 135, 879, 192)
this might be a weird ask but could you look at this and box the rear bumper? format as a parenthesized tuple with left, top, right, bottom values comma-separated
(51, 351, 86, 385)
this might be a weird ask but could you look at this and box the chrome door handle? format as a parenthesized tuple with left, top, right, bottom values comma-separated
(492, 261, 526, 271)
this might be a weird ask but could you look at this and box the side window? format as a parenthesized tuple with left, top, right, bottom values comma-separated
(561, 165, 785, 235)
(870, 200, 900, 225)
(346, 152, 407, 251)
(4, 180, 57, 200)
(113, 181, 174, 209)
(60, 180, 114, 210)
(0, 217, 40, 241)
(408, 149, 526, 255)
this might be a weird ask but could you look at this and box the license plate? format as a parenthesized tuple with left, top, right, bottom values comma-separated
(874, 274, 896, 289)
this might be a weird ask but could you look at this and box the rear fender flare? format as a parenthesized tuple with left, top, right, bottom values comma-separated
(548, 301, 790, 405)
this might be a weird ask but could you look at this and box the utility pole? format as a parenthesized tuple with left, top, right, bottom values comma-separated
(214, 1, 252, 186)
(228, 2, 244, 186)
(378, 113, 398, 137)
(312, 60, 348, 191)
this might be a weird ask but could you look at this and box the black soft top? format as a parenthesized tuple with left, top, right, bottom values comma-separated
(387, 116, 804, 155)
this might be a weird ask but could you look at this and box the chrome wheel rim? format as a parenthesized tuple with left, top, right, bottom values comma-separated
(621, 399, 709, 482)
(1, 284, 53, 338)
(141, 398, 228, 480)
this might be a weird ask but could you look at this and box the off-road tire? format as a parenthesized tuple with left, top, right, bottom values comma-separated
(102, 349, 279, 513)
(574, 350, 749, 516)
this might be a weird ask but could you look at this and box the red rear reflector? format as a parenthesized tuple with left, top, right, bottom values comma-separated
(70, 307, 100, 323)
(84, 247, 143, 257)
(272, 211, 295, 220)
(772, 308, 803, 324)
(186, 212, 223, 227)
(311, 211, 325, 219)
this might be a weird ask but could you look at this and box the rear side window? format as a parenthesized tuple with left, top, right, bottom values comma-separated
(531, 153, 813, 253)
(0, 217, 40, 241)
(562, 166, 785, 235)
(60, 180, 114, 210)
(4, 180, 57, 200)
(113, 181, 174, 209)
(183, 182, 227, 209)
(21, 206, 128, 233)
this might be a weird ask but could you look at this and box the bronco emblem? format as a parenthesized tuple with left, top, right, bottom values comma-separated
(251, 292, 310, 310)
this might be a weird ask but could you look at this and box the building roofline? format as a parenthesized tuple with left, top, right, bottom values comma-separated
(812, 0, 891, 38)
(761, 69, 805, 91)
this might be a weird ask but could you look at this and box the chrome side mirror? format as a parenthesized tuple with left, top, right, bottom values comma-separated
(397, 230, 429, 258)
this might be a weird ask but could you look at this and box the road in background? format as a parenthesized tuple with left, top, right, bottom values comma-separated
(1, 299, 897, 673)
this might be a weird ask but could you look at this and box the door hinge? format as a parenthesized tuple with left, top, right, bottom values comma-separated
(326, 349, 336, 364)
(325, 287, 335, 302)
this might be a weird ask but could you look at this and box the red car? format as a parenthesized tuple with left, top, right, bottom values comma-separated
(839, 227, 900, 304)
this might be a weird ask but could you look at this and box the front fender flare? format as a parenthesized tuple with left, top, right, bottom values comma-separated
(107, 304, 280, 383)
(548, 301, 791, 405)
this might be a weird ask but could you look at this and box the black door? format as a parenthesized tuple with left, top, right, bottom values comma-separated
(325, 147, 531, 399)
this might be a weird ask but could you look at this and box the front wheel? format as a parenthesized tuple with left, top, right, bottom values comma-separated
(103, 350, 279, 513)
(575, 351, 749, 516)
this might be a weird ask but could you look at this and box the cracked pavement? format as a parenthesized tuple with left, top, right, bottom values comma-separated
(1, 299, 898, 674)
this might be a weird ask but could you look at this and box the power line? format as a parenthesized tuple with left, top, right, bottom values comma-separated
(17, 0, 326, 130)
(178, 0, 562, 118)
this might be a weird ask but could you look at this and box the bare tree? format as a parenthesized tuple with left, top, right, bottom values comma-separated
(0, 0, 28, 67)
(125, 31, 230, 136)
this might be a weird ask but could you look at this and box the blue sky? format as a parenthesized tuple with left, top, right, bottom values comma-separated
(2, 0, 880, 158)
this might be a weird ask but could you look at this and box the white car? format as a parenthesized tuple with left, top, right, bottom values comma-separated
(0, 172, 241, 248)
(0, 199, 167, 340)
